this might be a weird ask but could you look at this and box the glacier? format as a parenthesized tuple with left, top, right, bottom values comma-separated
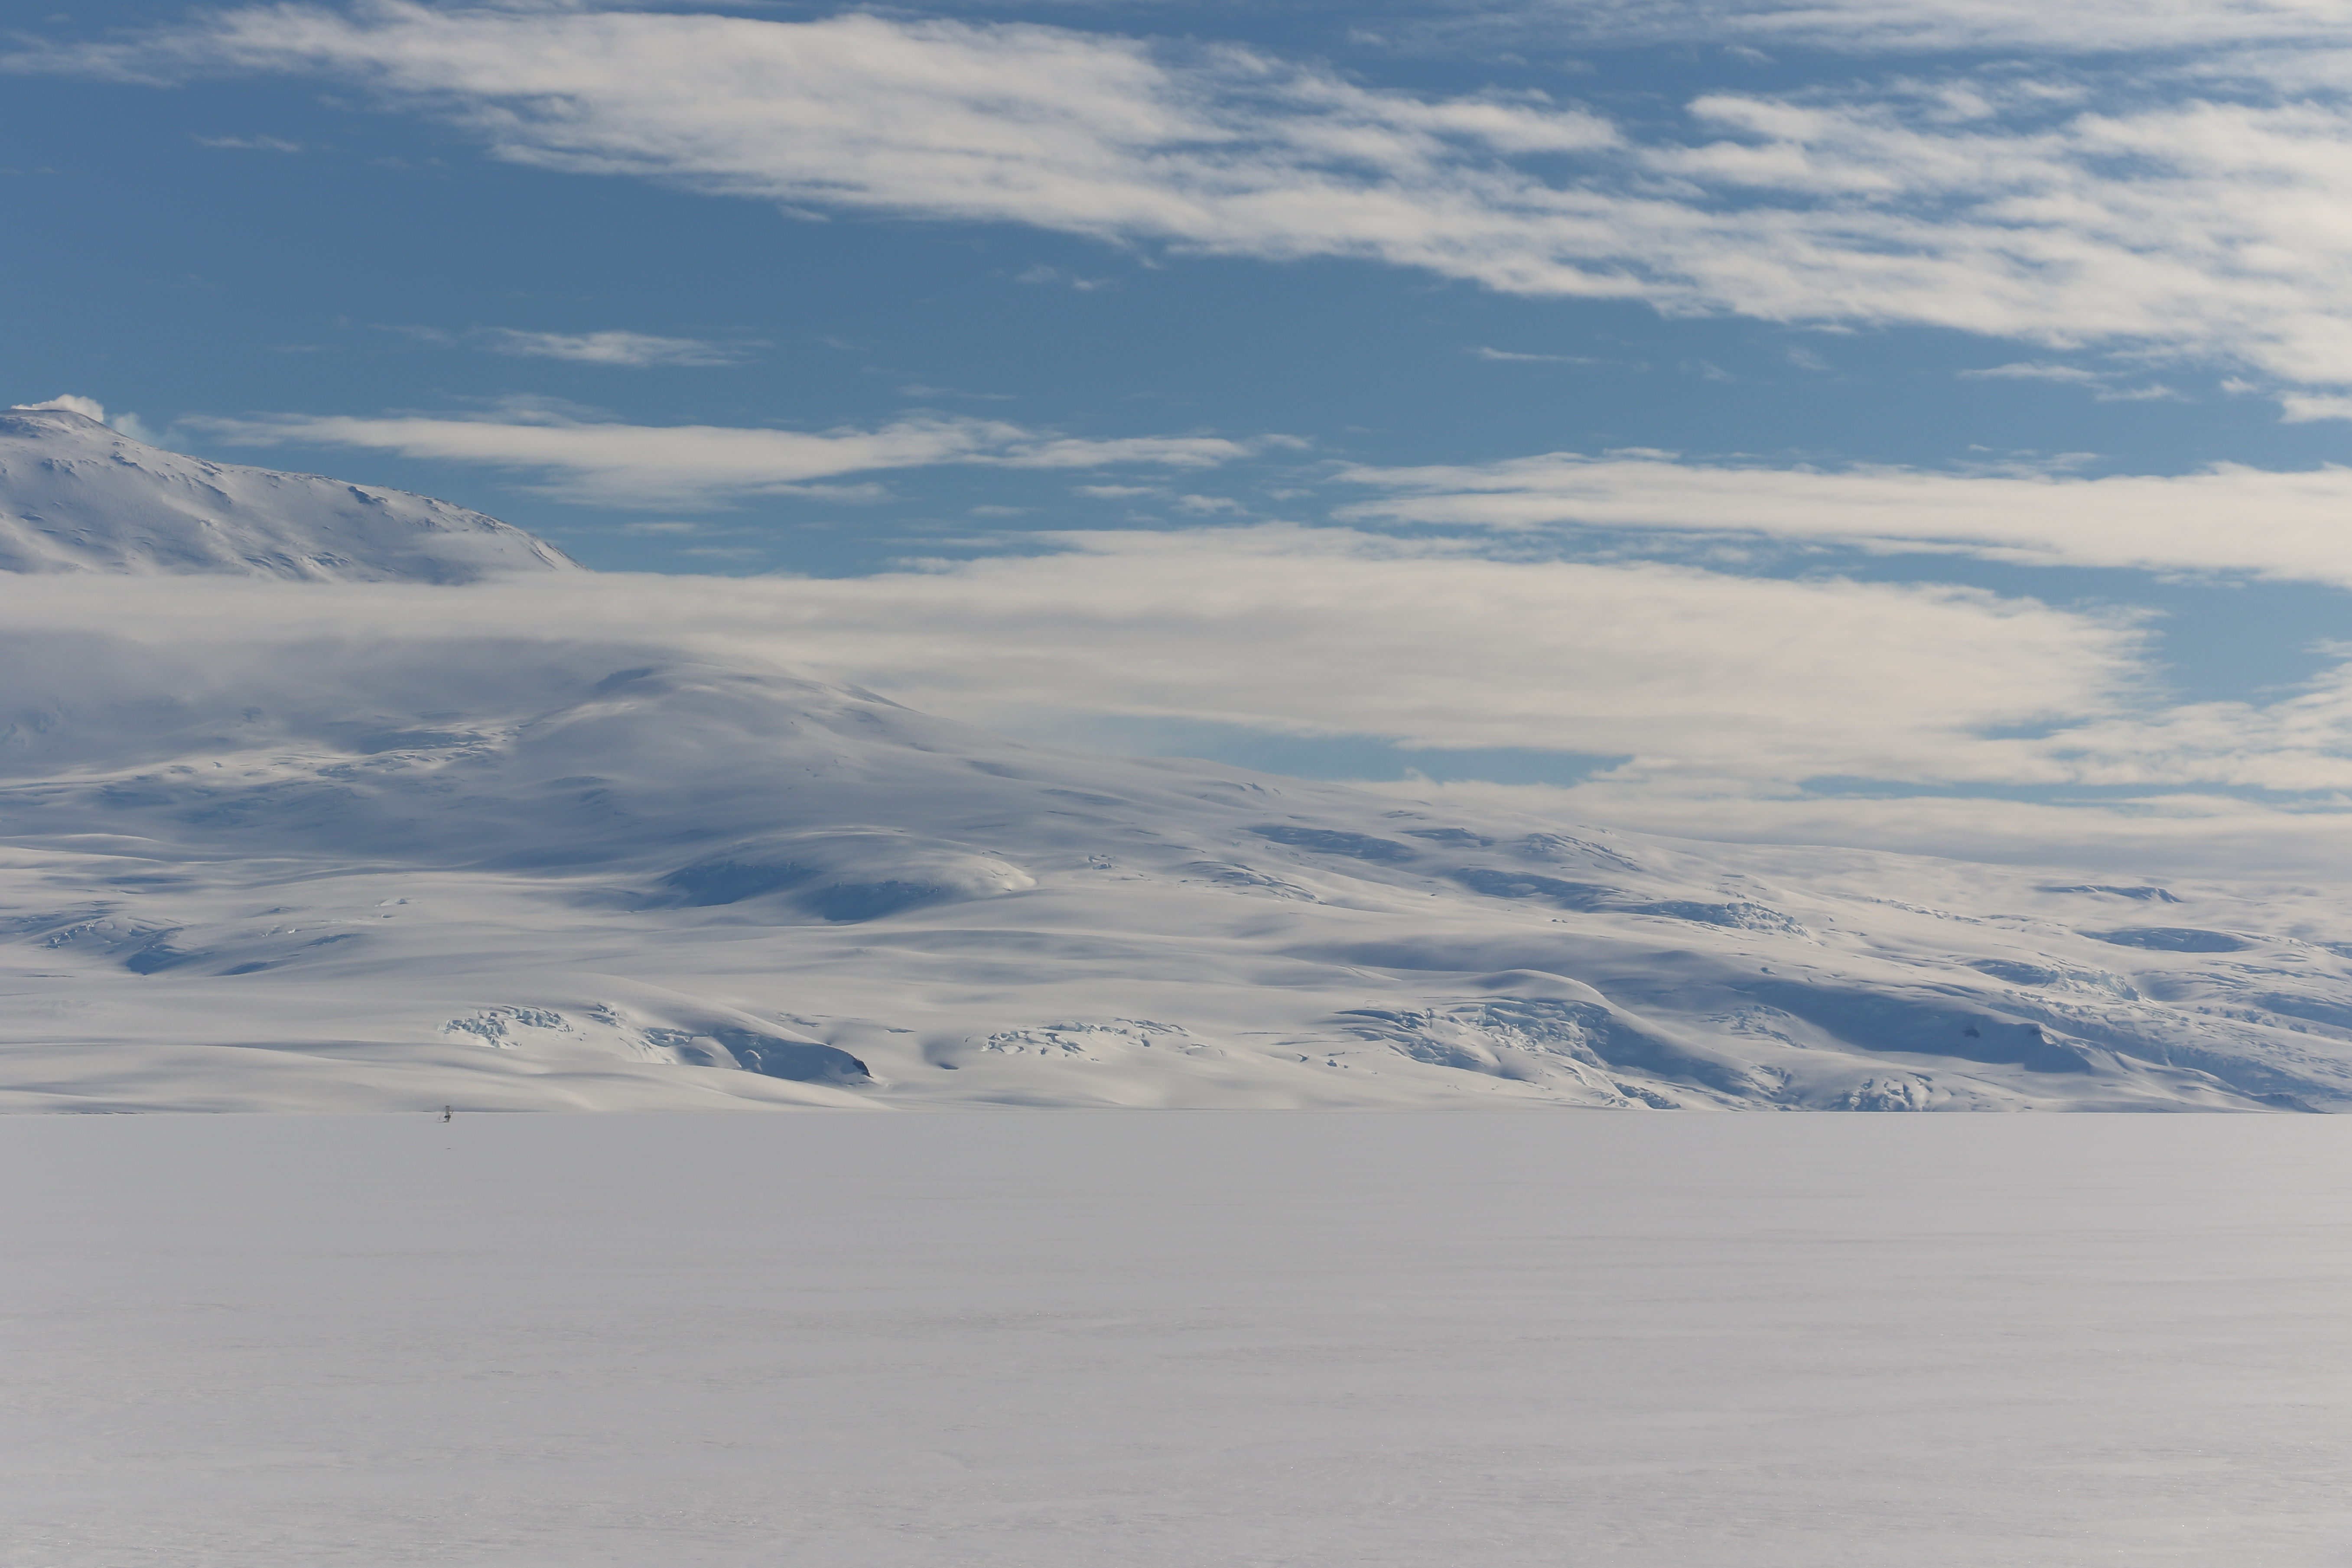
(3, 412, 2350, 1113)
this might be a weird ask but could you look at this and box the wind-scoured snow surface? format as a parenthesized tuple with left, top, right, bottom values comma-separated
(0, 407, 579, 582)
(5, 424, 2352, 1113)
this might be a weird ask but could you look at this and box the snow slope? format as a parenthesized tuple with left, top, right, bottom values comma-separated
(0, 406, 579, 582)
(3, 425, 2351, 1113)
(5, 619, 2352, 1113)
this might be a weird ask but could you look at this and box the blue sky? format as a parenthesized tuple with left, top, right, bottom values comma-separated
(10, 0, 2352, 866)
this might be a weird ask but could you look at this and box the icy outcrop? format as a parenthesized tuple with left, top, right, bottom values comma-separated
(0, 407, 579, 582)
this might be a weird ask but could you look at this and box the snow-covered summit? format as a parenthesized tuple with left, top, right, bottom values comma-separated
(0, 405, 580, 583)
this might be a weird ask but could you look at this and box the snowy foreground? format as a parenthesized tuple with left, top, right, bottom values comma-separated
(7, 1112, 2348, 1567)
(7, 405, 2352, 1113)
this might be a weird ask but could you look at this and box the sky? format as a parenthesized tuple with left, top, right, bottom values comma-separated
(10, 0, 2352, 869)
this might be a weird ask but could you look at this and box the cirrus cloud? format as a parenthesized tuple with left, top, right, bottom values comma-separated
(190, 405, 1263, 507)
(1335, 452, 2352, 587)
(24, 4, 2352, 383)
(482, 329, 748, 367)
(1487, 0, 2352, 53)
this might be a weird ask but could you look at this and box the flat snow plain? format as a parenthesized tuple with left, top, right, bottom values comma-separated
(8, 1112, 2347, 1567)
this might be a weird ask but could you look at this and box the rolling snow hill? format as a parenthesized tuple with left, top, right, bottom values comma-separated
(2, 419, 2349, 1113)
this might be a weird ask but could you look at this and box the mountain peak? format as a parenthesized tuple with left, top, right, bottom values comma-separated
(0, 405, 582, 583)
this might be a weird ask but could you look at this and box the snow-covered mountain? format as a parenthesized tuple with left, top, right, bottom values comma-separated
(0, 406, 579, 582)
(3, 420, 2349, 1113)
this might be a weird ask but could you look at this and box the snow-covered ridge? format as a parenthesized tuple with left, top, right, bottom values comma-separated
(0, 407, 578, 582)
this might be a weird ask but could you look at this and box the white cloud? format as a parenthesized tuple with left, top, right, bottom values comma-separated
(1960, 362, 2107, 382)
(39, 6, 2352, 381)
(1336, 452, 2352, 587)
(1958, 361, 2183, 401)
(190, 133, 303, 151)
(192, 132, 302, 150)
(189, 406, 1258, 508)
(1013, 264, 1112, 290)
(1526, 0, 2352, 53)
(13, 394, 159, 442)
(1468, 345, 1588, 362)
(0, 531, 2141, 793)
(896, 384, 1016, 402)
(651, 528, 2147, 790)
(2278, 392, 2352, 422)
(617, 524, 2352, 859)
(482, 329, 746, 367)
(1626, 90, 2352, 385)
(13, 394, 109, 420)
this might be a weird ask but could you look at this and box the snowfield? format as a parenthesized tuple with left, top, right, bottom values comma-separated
(7, 1111, 2349, 1566)
(4, 410, 2352, 1113)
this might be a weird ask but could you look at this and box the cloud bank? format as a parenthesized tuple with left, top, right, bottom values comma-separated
(0, 533, 2136, 789)
(12, 528, 2352, 871)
